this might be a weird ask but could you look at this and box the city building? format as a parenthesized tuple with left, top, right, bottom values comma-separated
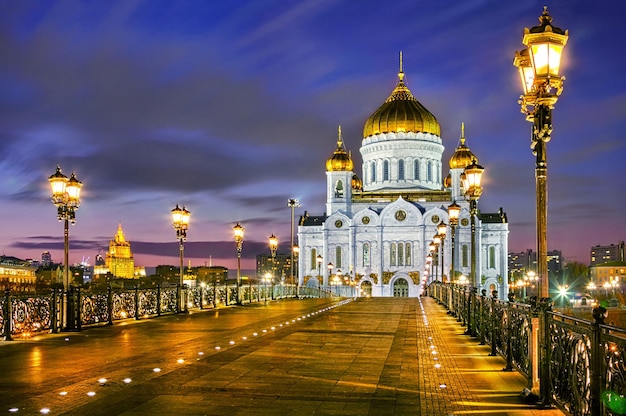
(591, 242, 625, 266)
(256, 253, 292, 283)
(41, 251, 52, 266)
(508, 249, 562, 284)
(589, 261, 626, 297)
(297, 61, 509, 298)
(0, 255, 37, 292)
(93, 223, 145, 280)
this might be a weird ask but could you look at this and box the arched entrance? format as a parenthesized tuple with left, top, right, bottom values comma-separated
(361, 281, 372, 297)
(393, 278, 409, 297)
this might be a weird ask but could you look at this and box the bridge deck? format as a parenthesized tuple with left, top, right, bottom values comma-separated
(0, 297, 564, 415)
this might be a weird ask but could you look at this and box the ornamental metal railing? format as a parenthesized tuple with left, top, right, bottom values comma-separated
(430, 281, 626, 416)
(1, 282, 337, 340)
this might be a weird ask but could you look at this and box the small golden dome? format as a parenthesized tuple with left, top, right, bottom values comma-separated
(363, 53, 440, 138)
(326, 126, 354, 172)
(352, 174, 363, 190)
(449, 123, 477, 169)
(444, 173, 452, 189)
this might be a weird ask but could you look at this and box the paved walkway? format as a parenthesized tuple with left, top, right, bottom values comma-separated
(0, 297, 564, 415)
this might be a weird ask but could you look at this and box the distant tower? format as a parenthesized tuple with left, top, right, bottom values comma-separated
(41, 251, 52, 266)
(105, 223, 135, 278)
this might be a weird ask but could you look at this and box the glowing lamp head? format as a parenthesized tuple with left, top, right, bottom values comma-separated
(233, 222, 244, 241)
(268, 234, 278, 251)
(463, 159, 484, 200)
(316, 255, 323, 266)
(447, 202, 461, 226)
(437, 221, 447, 236)
(521, 6, 568, 86)
(49, 166, 68, 203)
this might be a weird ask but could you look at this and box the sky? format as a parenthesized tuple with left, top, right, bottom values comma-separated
(1, 0, 625, 276)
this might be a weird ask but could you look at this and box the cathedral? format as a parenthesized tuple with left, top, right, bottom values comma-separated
(297, 59, 509, 299)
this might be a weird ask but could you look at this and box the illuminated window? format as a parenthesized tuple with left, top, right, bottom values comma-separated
(311, 248, 317, 271)
(398, 243, 404, 266)
(489, 247, 496, 269)
(462, 245, 468, 267)
(390, 243, 397, 266)
(405, 243, 411, 266)
(335, 246, 342, 268)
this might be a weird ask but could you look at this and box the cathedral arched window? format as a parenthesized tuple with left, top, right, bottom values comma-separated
(489, 246, 496, 269)
(398, 243, 404, 266)
(414, 160, 420, 180)
(371, 162, 376, 182)
(335, 180, 343, 198)
(390, 243, 397, 266)
(336, 246, 342, 268)
(405, 243, 411, 266)
(427, 160, 433, 182)
(462, 245, 468, 268)
(311, 248, 317, 271)
(398, 160, 405, 180)
(363, 243, 370, 267)
(383, 161, 389, 181)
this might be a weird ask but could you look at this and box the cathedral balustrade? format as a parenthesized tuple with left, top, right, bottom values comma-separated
(429, 281, 626, 415)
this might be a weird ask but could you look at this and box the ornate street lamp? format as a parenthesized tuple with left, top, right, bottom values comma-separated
(514, 6, 568, 300)
(432, 235, 441, 283)
(448, 202, 461, 283)
(462, 159, 484, 289)
(327, 262, 334, 290)
(171, 204, 190, 313)
(49, 166, 82, 331)
(268, 234, 278, 299)
(233, 223, 244, 304)
(437, 221, 447, 283)
(287, 198, 300, 295)
(514, 8, 568, 405)
(316, 254, 323, 284)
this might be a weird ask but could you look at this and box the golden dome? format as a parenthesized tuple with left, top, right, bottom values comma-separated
(444, 173, 452, 189)
(352, 174, 363, 190)
(449, 123, 477, 169)
(363, 53, 440, 138)
(326, 126, 354, 172)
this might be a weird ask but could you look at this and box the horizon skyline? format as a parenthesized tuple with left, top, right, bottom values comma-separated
(1, 1, 625, 273)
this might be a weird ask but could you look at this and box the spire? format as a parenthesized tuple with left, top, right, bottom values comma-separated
(115, 222, 126, 243)
(398, 51, 405, 83)
(337, 125, 343, 147)
(460, 122, 466, 145)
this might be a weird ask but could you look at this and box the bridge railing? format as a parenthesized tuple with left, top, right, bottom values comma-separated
(430, 281, 626, 416)
(1, 282, 310, 339)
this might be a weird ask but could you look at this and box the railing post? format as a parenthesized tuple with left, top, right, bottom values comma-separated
(134, 286, 140, 320)
(538, 297, 553, 406)
(479, 289, 487, 343)
(4, 289, 12, 341)
(66, 286, 75, 331)
(156, 284, 162, 317)
(76, 287, 82, 332)
(590, 305, 607, 415)
(107, 283, 114, 325)
(489, 290, 498, 356)
(503, 292, 515, 371)
(464, 287, 473, 335)
(51, 288, 58, 333)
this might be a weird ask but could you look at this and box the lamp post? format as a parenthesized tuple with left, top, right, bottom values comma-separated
(514, 6, 568, 300)
(462, 159, 484, 290)
(288, 198, 300, 295)
(263, 272, 271, 305)
(327, 262, 334, 293)
(437, 221, 447, 283)
(268, 234, 278, 300)
(293, 244, 300, 297)
(432, 236, 441, 283)
(233, 223, 244, 304)
(448, 202, 461, 283)
(171, 204, 190, 313)
(49, 166, 82, 331)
